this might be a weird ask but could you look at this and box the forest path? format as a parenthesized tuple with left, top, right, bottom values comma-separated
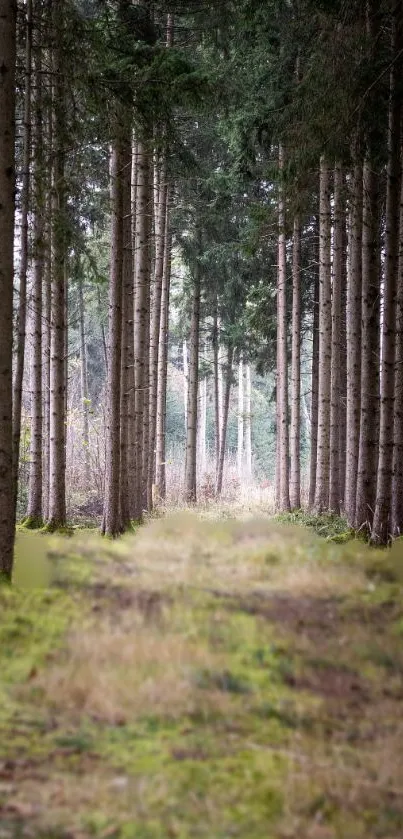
(1, 514, 403, 839)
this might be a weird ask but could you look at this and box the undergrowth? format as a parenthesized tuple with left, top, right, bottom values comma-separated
(1, 515, 402, 839)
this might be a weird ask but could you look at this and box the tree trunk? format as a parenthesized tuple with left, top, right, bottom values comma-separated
(314, 157, 332, 511)
(216, 345, 234, 497)
(345, 155, 363, 525)
(102, 141, 124, 536)
(338, 215, 348, 509)
(237, 353, 244, 481)
(356, 155, 380, 531)
(78, 277, 90, 487)
(12, 0, 32, 504)
(27, 41, 44, 526)
(372, 6, 402, 543)
(119, 138, 133, 530)
(183, 338, 189, 427)
(199, 373, 207, 476)
(308, 263, 320, 508)
(329, 163, 344, 513)
(213, 302, 220, 478)
(0, 0, 17, 578)
(184, 261, 201, 504)
(133, 139, 152, 522)
(392, 159, 403, 534)
(276, 146, 290, 511)
(155, 197, 172, 501)
(245, 363, 252, 481)
(47, 2, 67, 530)
(290, 214, 301, 509)
(148, 154, 168, 508)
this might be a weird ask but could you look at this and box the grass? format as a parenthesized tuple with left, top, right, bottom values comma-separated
(1, 513, 402, 838)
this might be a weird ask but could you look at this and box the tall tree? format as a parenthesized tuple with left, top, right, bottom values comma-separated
(0, 0, 17, 578)
(290, 214, 301, 509)
(276, 146, 290, 511)
(314, 157, 332, 511)
(372, 2, 402, 543)
(27, 34, 45, 526)
(12, 0, 32, 501)
(102, 141, 124, 536)
(345, 154, 363, 525)
(47, 0, 68, 530)
(184, 256, 201, 504)
(329, 163, 344, 513)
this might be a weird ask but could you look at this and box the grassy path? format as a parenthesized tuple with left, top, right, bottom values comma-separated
(1, 514, 403, 838)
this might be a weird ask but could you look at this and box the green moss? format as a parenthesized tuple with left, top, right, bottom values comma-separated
(277, 509, 355, 542)
(20, 515, 45, 530)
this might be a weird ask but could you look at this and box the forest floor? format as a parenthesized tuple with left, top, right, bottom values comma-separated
(1, 512, 403, 839)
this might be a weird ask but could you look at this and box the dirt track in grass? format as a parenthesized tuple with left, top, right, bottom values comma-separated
(1, 513, 403, 838)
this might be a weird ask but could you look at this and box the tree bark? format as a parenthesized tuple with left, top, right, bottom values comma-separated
(78, 277, 90, 487)
(148, 153, 168, 508)
(213, 302, 220, 478)
(155, 197, 172, 501)
(47, 2, 67, 529)
(392, 155, 403, 534)
(345, 155, 363, 525)
(329, 163, 344, 512)
(0, 0, 17, 578)
(308, 261, 320, 508)
(133, 139, 152, 521)
(356, 155, 380, 531)
(12, 0, 32, 504)
(184, 259, 201, 503)
(338, 214, 348, 510)
(27, 41, 45, 525)
(290, 214, 301, 509)
(314, 157, 332, 511)
(245, 363, 252, 481)
(119, 138, 133, 530)
(102, 142, 124, 536)
(237, 353, 244, 481)
(276, 146, 290, 511)
(372, 5, 402, 543)
(216, 345, 234, 497)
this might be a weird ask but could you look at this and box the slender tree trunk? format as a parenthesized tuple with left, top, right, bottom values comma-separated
(199, 374, 207, 475)
(345, 156, 363, 525)
(245, 363, 252, 481)
(155, 198, 172, 501)
(329, 163, 344, 512)
(183, 338, 189, 427)
(339, 216, 348, 508)
(27, 42, 44, 525)
(213, 303, 220, 478)
(216, 345, 234, 497)
(42, 176, 52, 523)
(372, 6, 402, 543)
(0, 0, 17, 578)
(184, 260, 201, 504)
(290, 214, 301, 509)
(78, 277, 90, 487)
(47, 2, 67, 529)
(12, 0, 32, 504)
(133, 139, 152, 521)
(356, 155, 380, 531)
(148, 154, 168, 508)
(237, 353, 244, 481)
(102, 141, 124, 536)
(392, 156, 403, 534)
(276, 146, 290, 510)
(119, 138, 133, 530)
(314, 158, 332, 510)
(308, 263, 320, 508)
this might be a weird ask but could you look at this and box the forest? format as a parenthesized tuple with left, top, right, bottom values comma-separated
(1, 0, 403, 837)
